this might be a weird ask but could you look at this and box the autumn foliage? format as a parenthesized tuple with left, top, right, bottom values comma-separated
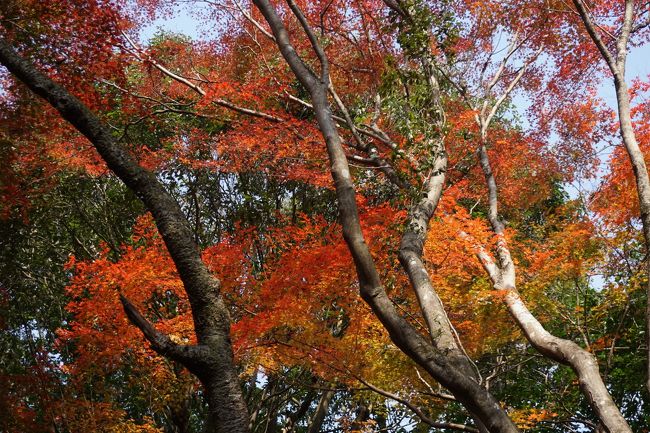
(1, 0, 650, 432)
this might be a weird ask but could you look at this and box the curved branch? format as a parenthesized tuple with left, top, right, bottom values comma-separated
(357, 377, 479, 433)
(120, 295, 209, 369)
(286, 0, 329, 84)
(572, 0, 618, 74)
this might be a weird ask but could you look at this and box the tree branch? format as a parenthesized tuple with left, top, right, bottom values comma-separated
(616, 0, 635, 68)
(482, 46, 543, 132)
(286, 0, 329, 84)
(120, 295, 209, 368)
(357, 376, 480, 433)
(572, 0, 619, 75)
(122, 31, 284, 123)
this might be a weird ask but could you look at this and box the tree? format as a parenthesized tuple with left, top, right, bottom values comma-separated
(1, 1, 648, 432)
(0, 35, 252, 433)
(570, 0, 650, 397)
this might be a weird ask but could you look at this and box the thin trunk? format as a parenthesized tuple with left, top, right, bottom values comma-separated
(282, 391, 315, 433)
(476, 138, 632, 433)
(573, 0, 650, 397)
(349, 403, 370, 432)
(398, 151, 490, 433)
(612, 73, 650, 397)
(398, 151, 456, 352)
(168, 396, 191, 433)
(501, 287, 631, 433)
(251, 2, 519, 432)
(306, 390, 334, 433)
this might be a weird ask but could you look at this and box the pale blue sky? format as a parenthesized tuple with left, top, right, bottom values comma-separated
(139, 5, 650, 111)
(139, 4, 207, 41)
(139, 5, 650, 183)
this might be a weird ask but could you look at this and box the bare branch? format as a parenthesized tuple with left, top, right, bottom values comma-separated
(356, 376, 479, 433)
(120, 295, 209, 367)
(231, 0, 276, 41)
(631, 10, 650, 34)
(330, 87, 410, 188)
(286, 92, 420, 173)
(572, 0, 619, 74)
(483, 46, 543, 131)
(486, 30, 522, 91)
(123, 31, 284, 122)
(286, 0, 330, 84)
(460, 231, 501, 284)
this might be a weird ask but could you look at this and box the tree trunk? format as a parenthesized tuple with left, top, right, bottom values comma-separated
(0, 38, 250, 433)
(282, 391, 315, 433)
(306, 390, 334, 433)
(572, 0, 650, 397)
(250, 2, 520, 432)
(475, 137, 631, 433)
(613, 73, 650, 397)
(501, 282, 632, 433)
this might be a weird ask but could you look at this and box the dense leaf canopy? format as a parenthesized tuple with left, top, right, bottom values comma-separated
(1, 1, 649, 432)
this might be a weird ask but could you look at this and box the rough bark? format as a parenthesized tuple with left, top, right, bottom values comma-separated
(0, 38, 250, 433)
(251, 2, 519, 432)
(399, 150, 456, 351)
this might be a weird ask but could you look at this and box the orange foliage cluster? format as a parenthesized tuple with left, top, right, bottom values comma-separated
(593, 85, 650, 225)
(217, 119, 332, 187)
(4, 0, 646, 429)
(510, 408, 557, 430)
(58, 202, 418, 395)
(57, 216, 196, 429)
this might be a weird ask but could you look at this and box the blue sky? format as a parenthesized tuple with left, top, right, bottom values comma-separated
(139, 4, 206, 41)
(138, 5, 650, 184)
(139, 5, 649, 115)
(600, 43, 650, 107)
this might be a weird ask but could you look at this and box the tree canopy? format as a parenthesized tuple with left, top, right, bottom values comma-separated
(1, 1, 649, 432)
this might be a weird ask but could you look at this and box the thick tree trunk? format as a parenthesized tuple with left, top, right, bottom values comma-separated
(0, 38, 250, 433)
(201, 348, 251, 432)
(398, 151, 490, 433)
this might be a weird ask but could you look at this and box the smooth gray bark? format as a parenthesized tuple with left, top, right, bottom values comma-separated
(573, 0, 650, 398)
(475, 135, 632, 433)
(250, 2, 520, 432)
